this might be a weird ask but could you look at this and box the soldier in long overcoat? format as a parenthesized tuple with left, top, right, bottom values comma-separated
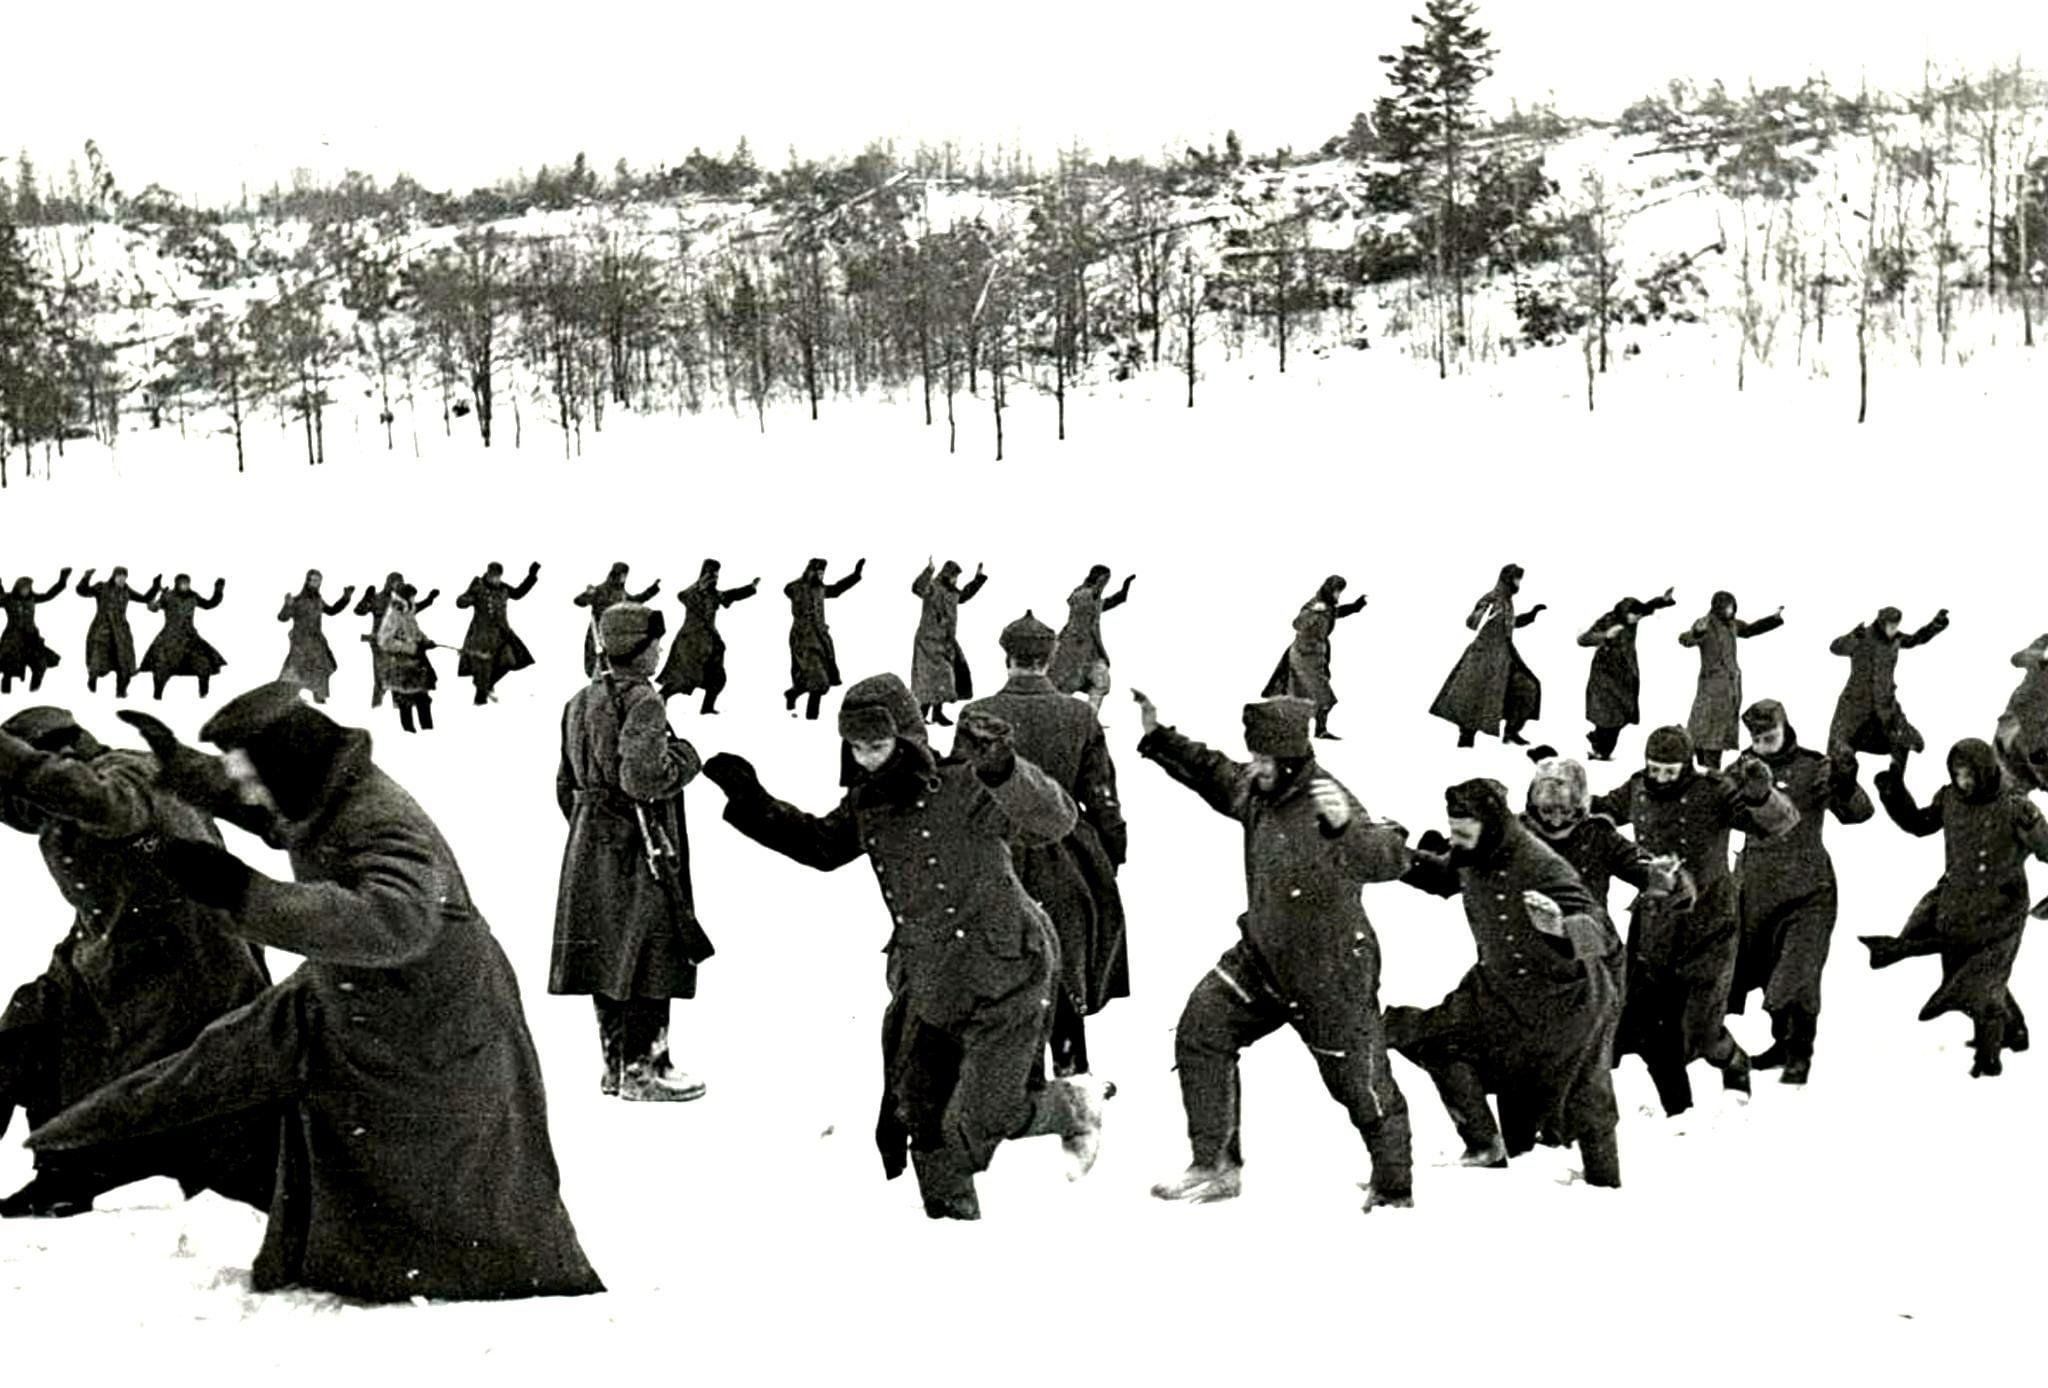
(1729, 700, 1873, 1085)
(573, 561, 660, 678)
(30, 687, 605, 1302)
(961, 613, 1128, 1080)
(659, 558, 759, 714)
(0, 570, 72, 694)
(1263, 574, 1368, 741)
(138, 575, 227, 700)
(455, 560, 541, 705)
(275, 570, 356, 704)
(0, 707, 272, 1219)
(1592, 725, 1798, 1116)
(784, 557, 864, 721)
(1993, 633, 2048, 794)
(1680, 591, 1785, 769)
(910, 559, 987, 725)
(698, 675, 1103, 1221)
(1828, 606, 1950, 773)
(354, 573, 438, 708)
(373, 585, 440, 733)
(1048, 565, 1135, 716)
(1135, 692, 1414, 1212)
(77, 566, 161, 698)
(1861, 739, 2048, 1077)
(553, 603, 711, 1102)
(1577, 587, 1675, 761)
(1522, 755, 1679, 918)
(1431, 564, 1546, 748)
(1390, 778, 1625, 1187)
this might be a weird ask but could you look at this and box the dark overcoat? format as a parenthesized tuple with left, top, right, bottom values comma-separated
(276, 589, 351, 695)
(1681, 610, 1783, 752)
(660, 576, 758, 698)
(910, 565, 985, 704)
(456, 571, 538, 678)
(1430, 583, 1541, 735)
(787, 569, 860, 694)
(0, 579, 66, 680)
(1828, 614, 1946, 757)
(1579, 595, 1676, 729)
(82, 575, 158, 680)
(138, 587, 226, 677)
(1048, 580, 1124, 694)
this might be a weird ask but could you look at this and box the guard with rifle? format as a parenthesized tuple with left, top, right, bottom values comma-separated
(550, 602, 715, 1102)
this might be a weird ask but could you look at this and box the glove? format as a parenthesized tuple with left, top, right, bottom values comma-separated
(1416, 829, 1452, 856)
(1735, 754, 1774, 802)
(118, 710, 238, 813)
(1873, 768, 1900, 795)
(955, 709, 1016, 785)
(1522, 891, 1566, 937)
(151, 837, 254, 912)
(1307, 777, 1351, 830)
(700, 752, 761, 796)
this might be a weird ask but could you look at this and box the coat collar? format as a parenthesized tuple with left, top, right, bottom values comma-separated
(1000, 672, 1060, 696)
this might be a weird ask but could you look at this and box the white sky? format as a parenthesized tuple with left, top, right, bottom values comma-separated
(3, 0, 2044, 204)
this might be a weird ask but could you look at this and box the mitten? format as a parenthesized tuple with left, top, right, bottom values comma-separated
(701, 752, 761, 796)
(152, 838, 254, 912)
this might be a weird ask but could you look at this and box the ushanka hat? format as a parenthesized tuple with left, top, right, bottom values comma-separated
(999, 611, 1058, 664)
(838, 673, 925, 745)
(598, 602, 665, 661)
(1243, 697, 1314, 758)
(1741, 699, 1787, 735)
(1645, 725, 1694, 764)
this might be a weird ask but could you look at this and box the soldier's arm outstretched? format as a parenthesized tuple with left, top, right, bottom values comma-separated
(701, 753, 865, 871)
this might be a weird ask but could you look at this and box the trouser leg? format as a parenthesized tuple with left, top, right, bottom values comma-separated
(1174, 966, 1286, 1170)
(1424, 1059, 1502, 1158)
(805, 692, 823, 720)
(1589, 726, 1622, 759)
(1304, 1015, 1412, 1200)
(1049, 988, 1089, 1078)
(1580, 1125, 1622, 1188)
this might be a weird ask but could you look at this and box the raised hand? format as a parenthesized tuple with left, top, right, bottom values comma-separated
(1130, 688, 1160, 736)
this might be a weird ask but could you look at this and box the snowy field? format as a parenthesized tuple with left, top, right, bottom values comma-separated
(0, 335, 2042, 1381)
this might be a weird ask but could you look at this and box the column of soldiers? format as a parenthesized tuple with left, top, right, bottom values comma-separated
(2, 556, 2044, 1307)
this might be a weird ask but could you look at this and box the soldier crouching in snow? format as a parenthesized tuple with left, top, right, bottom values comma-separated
(552, 603, 713, 1102)
(1593, 725, 1798, 1117)
(697, 675, 1105, 1221)
(1860, 738, 2048, 1078)
(1389, 777, 1625, 1187)
(1134, 691, 1414, 1212)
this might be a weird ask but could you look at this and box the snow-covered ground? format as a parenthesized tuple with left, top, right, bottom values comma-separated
(1, 338, 2041, 1380)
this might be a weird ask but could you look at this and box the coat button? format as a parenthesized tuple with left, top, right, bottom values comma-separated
(954, 929, 965, 939)
(893, 914, 905, 925)
(1289, 888, 1302, 899)
(926, 856, 937, 866)
(349, 1013, 368, 1024)
(946, 907, 956, 915)
(936, 883, 947, 893)
(917, 801, 927, 809)
(338, 981, 356, 993)
(920, 829, 932, 839)
(350, 1126, 367, 1137)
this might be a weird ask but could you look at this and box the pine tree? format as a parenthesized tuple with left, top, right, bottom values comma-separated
(0, 220, 51, 484)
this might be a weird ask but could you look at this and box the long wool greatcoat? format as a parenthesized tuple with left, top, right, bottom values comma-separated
(1431, 582, 1541, 735)
(1681, 609, 1784, 753)
(1828, 613, 1948, 757)
(552, 671, 707, 1000)
(359, 584, 437, 694)
(0, 579, 67, 680)
(715, 745, 1076, 1178)
(1578, 595, 1676, 730)
(138, 585, 227, 678)
(1996, 635, 2048, 792)
(1731, 723, 1873, 1016)
(0, 747, 272, 1199)
(660, 575, 759, 698)
(1392, 824, 1623, 1146)
(1521, 809, 1662, 918)
(1877, 760, 2048, 1023)
(910, 565, 986, 705)
(1263, 593, 1367, 716)
(1048, 579, 1126, 694)
(82, 574, 160, 680)
(962, 672, 1130, 1014)
(27, 730, 604, 1303)
(786, 568, 861, 695)
(456, 570, 539, 678)
(276, 588, 353, 696)
(1138, 726, 1410, 1033)
(1593, 764, 1797, 1060)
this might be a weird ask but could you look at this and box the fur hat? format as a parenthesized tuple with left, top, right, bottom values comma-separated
(805, 557, 827, 573)
(3, 706, 92, 753)
(999, 611, 1058, 664)
(199, 682, 353, 821)
(1741, 700, 1787, 735)
(1712, 590, 1737, 615)
(1528, 756, 1589, 816)
(1876, 606, 1903, 629)
(1447, 777, 1512, 823)
(1645, 725, 1694, 765)
(598, 602, 665, 661)
(1243, 698, 1314, 758)
(1949, 738, 2002, 804)
(838, 674, 926, 746)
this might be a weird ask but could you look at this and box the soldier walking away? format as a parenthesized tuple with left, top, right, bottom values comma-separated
(137, 575, 227, 701)
(1049, 565, 1135, 718)
(77, 566, 161, 698)
(1728, 700, 1873, 1085)
(0, 707, 272, 1219)
(911, 559, 987, 727)
(962, 613, 1129, 1083)
(574, 561, 660, 678)
(784, 557, 864, 721)
(698, 677, 1104, 1221)
(1593, 725, 1798, 1117)
(660, 559, 759, 715)
(1993, 632, 2048, 794)
(1828, 606, 1950, 776)
(455, 560, 541, 705)
(31, 687, 606, 1302)
(355, 573, 438, 708)
(1577, 587, 1675, 761)
(275, 570, 356, 704)
(374, 584, 440, 733)
(1680, 592, 1785, 770)
(1262, 575, 1367, 741)
(0, 569, 72, 695)
(1860, 739, 2048, 1078)
(553, 603, 713, 1102)
(1135, 691, 1414, 1213)
(1390, 778, 1626, 1187)
(1431, 564, 1546, 748)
